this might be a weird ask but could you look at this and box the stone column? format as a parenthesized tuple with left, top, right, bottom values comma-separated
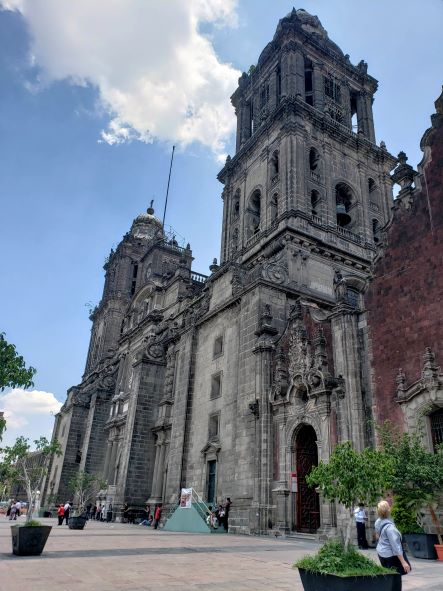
(330, 303, 366, 451)
(268, 69, 278, 112)
(240, 101, 251, 145)
(357, 162, 372, 244)
(295, 51, 305, 98)
(362, 92, 376, 143)
(341, 83, 352, 129)
(103, 440, 112, 481)
(150, 432, 166, 503)
(356, 92, 365, 136)
(252, 306, 278, 534)
(294, 132, 307, 212)
(323, 142, 334, 226)
(287, 51, 297, 97)
(280, 50, 290, 97)
(235, 106, 241, 152)
(108, 439, 118, 484)
(312, 63, 324, 112)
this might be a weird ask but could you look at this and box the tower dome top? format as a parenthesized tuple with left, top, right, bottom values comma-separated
(130, 200, 163, 240)
(275, 7, 343, 57)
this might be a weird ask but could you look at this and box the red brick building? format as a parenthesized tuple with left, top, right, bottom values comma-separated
(366, 88, 443, 448)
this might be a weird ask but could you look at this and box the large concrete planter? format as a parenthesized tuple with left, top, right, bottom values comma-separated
(297, 568, 400, 591)
(404, 533, 438, 559)
(11, 524, 52, 556)
(68, 515, 88, 530)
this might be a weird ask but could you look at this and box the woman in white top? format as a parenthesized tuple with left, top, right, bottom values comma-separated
(375, 501, 411, 591)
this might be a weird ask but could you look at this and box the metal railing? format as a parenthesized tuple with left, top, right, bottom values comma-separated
(190, 489, 211, 522)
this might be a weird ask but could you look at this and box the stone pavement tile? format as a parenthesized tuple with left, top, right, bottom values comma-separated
(1, 519, 442, 591)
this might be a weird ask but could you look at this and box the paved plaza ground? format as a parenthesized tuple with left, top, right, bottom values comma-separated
(0, 518, 442, 590)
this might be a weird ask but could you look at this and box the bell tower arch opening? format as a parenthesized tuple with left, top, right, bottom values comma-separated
(335, 182, 355, 228)
(291, 424, 320, 533)
(246, 188, 262, 239)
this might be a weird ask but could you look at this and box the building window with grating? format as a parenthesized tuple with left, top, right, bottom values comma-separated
(213, 336, 223, 358)
(324, 75, 341, 104)
(210, 372, 222, 400)
(431, 408, 443, 451)
(208, 413, 220, 441)
(346, 287, 360, 309)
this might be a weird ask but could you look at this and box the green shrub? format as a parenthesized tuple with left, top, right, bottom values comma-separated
(294, 540, 394, 577)
(391, 496, 424, 534)
(22, 519, 42, 527)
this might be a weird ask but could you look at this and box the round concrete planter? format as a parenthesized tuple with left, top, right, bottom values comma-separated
(68, 515, 88, 530)
(11, 524, 52, 556)
(297, 568, 400, 591)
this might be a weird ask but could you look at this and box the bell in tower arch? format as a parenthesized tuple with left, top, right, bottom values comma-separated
(335, 182, 353, 227)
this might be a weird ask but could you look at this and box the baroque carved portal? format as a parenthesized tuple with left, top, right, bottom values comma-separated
(270, 301, 341, 409)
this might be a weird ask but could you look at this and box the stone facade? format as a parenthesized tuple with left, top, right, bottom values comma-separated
(43, 10, 441, 538)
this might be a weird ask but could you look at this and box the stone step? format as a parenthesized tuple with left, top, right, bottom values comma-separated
(284, 532, 317, 541)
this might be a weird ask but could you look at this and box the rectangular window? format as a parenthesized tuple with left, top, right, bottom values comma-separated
(324, 76, 341, 104)
(260, 84, 269, 108)
(213, 335, 223, 358)
(209, 413, 220, 440)
(210, 372, 222, 399)
(122, 401, 129, 413)
(431, 409, 443, 451)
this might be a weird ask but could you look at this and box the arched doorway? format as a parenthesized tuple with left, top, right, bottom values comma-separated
(291, 424, 320, 532)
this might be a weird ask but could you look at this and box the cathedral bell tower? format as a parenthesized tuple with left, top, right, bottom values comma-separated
(218, 8, 396, 272)
(84, 202, 164, 375)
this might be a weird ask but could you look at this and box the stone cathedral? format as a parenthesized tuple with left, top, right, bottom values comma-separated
(43, 9, 443, 536)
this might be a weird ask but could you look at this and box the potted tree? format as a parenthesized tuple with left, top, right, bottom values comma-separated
(0, 436, 61, 555)
(294, 441, 397, 591)
(379, 423, 443, 560)
(391, 494, 437, 560)
(68, 470, 107, 529)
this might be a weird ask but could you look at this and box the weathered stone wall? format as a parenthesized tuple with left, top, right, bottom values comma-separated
(122, 360, 165, 505)
(82, 391, 112, 476)
(56, 402, 89, 502)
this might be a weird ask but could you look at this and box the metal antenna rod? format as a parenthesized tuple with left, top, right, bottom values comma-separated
(162, 145, 175, 229)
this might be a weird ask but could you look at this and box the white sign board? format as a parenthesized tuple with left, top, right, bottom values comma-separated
(180, 488, 192, 508)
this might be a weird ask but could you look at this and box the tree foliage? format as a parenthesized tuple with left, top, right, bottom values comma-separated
(0, 332, 36, 392)
(0, 436, 61, 522)
(68, 470, 107, 516)
(0, 413, 5, 443)
(378, 421, 443, 543)
(307, 441, 389, 547)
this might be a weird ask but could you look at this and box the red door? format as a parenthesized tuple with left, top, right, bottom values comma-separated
(294, 425, 320, 533)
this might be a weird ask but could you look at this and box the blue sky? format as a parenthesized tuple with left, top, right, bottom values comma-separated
(1, 0, 442, 446)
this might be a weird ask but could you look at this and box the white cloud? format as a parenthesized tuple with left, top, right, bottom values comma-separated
(1, 0, 240, 158)
(0, 388, 62, 447)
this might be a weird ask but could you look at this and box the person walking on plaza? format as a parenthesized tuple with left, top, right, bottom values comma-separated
(375, 500, 411, 591)
(9, 501, 16, 520)
(153, 505, 162, 529)
(57, 504, 65, 526)
(354, 502, 369, 549)
(63, 501, 71, 525)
